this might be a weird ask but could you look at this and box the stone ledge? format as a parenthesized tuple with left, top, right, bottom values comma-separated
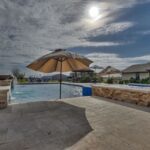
(92, 86, 150, 107)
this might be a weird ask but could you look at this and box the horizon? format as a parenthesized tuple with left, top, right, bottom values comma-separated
(0, 0, 150, 75)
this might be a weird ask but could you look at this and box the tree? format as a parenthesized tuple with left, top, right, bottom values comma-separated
(12, 68, 25, 80)
(12, 68, 20, 78)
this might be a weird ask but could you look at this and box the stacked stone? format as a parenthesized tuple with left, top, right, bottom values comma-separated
(92, 86, 150, 107)
(0, 90, 9, 109)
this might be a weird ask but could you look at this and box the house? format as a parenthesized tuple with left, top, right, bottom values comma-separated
(71, 68, 94, 82)
(40, 76, 52, 82)
(99, 66, 121, 78)
(122, 62, 150, 80)
(98, 66, 121, 83)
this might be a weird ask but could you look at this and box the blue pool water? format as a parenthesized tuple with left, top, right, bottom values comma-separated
(11, 84, 82, 103)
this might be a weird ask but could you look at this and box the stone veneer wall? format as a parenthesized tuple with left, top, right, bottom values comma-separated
(92, 86, 150, 107)
(0, 80, 12, 109)
(0, 90, 9, 109)
(0, 80, 12, 86)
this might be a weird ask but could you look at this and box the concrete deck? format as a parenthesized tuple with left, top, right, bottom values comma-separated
(0, 97, 150, 150)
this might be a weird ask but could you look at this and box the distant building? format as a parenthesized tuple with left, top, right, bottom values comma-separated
(28, 76, 42, 82)
(51, 74, 68, 81)
(122, 62, 150, 80)
(71, 68, 94, 82)
(99, 66, 121, 79)
(28, 74, 69, 82)
(41, 76, 52, 82)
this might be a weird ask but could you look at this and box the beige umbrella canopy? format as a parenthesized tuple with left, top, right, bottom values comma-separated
(27, 49, 93, 99)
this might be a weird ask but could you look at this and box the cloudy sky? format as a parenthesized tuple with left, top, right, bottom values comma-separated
(0, 0, 150, 75)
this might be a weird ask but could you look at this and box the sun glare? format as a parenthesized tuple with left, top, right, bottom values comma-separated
(89, 6, 100, 19)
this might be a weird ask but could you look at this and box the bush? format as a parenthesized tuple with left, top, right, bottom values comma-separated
(91, 77, 97, 82)
(12, 68, 25, 80)
(97, 77, 103, 83)
(79, 76, 91, 83)
(18, 78, 28, 84)
(129, 77, 139, 83)
(141, 78, 150, 84)
(119, 80, 124, 84)
(106, 78, 114, 84)
(119, 77, 150, 85)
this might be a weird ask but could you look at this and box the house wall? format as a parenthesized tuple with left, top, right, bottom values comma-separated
(122, 73, 136, 80)
(139, 73, 149, 79)
(73, 72, 94, 79)
(122, 72, 149, 80)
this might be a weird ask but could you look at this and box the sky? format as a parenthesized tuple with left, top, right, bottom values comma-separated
(0, 0, 150, 75)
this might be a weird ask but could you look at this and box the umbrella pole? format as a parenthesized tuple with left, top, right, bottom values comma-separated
(59, 59, 62, 99)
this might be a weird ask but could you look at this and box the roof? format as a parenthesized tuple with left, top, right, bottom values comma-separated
(123, 62, 150, 73)
(99, 66, 121, 75)
(90, 65, 104, 69)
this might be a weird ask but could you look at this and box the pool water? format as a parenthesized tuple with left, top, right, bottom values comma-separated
(11, 84, 82, 103)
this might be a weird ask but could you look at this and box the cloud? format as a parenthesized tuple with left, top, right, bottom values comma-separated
(87, 52, 150, 70)
(91, 22, 134, 36)
(0, 0, 149, 74)
(107, 0, 150, 9)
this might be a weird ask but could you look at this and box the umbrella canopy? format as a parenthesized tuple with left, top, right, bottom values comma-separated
(27, 49, 93, 99)
(27, 49, 92, 73)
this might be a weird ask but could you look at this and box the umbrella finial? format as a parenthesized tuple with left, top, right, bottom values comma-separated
(54, 49, 66, 52)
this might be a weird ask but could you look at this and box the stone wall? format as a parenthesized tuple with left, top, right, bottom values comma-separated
(0, 80, 12, 86)
(0, 80, 12, 109)
(92, 86, 150, 107)
(0, 90, 9, 109)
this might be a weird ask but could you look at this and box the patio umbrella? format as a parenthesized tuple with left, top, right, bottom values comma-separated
(27, 49, 93, 99)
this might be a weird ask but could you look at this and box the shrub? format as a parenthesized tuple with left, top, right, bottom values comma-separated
(129, 77, 140, 83)
(106, 78, 113, 84)
(91, 76, 99, 83)
(119, 80, 124, 84)
(79, 76, 91, 83)
(141, 78, 150, 84)
(97, 77, 103, 83)
(18, 78, 28, 84)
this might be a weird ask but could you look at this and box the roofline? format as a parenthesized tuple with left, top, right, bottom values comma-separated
(122, 71, 149, 74)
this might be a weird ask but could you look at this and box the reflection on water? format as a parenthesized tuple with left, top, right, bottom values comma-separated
(11, 84, 82, 103)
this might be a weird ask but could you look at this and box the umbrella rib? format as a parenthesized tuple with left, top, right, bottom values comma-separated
(55, 58, 59, 71)
(54, 57, 68, 71)
(67, 59, 75, 70)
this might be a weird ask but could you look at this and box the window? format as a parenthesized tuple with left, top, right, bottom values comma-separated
(135, 73, 140, 80)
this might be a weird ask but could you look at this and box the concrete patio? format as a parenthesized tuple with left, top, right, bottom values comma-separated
(0, 96, 150, 150)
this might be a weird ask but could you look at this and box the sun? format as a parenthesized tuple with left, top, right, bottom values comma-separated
(89, 6, 100, 19)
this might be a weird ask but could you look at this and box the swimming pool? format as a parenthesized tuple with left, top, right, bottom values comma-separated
(11, 84, 82, 103)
